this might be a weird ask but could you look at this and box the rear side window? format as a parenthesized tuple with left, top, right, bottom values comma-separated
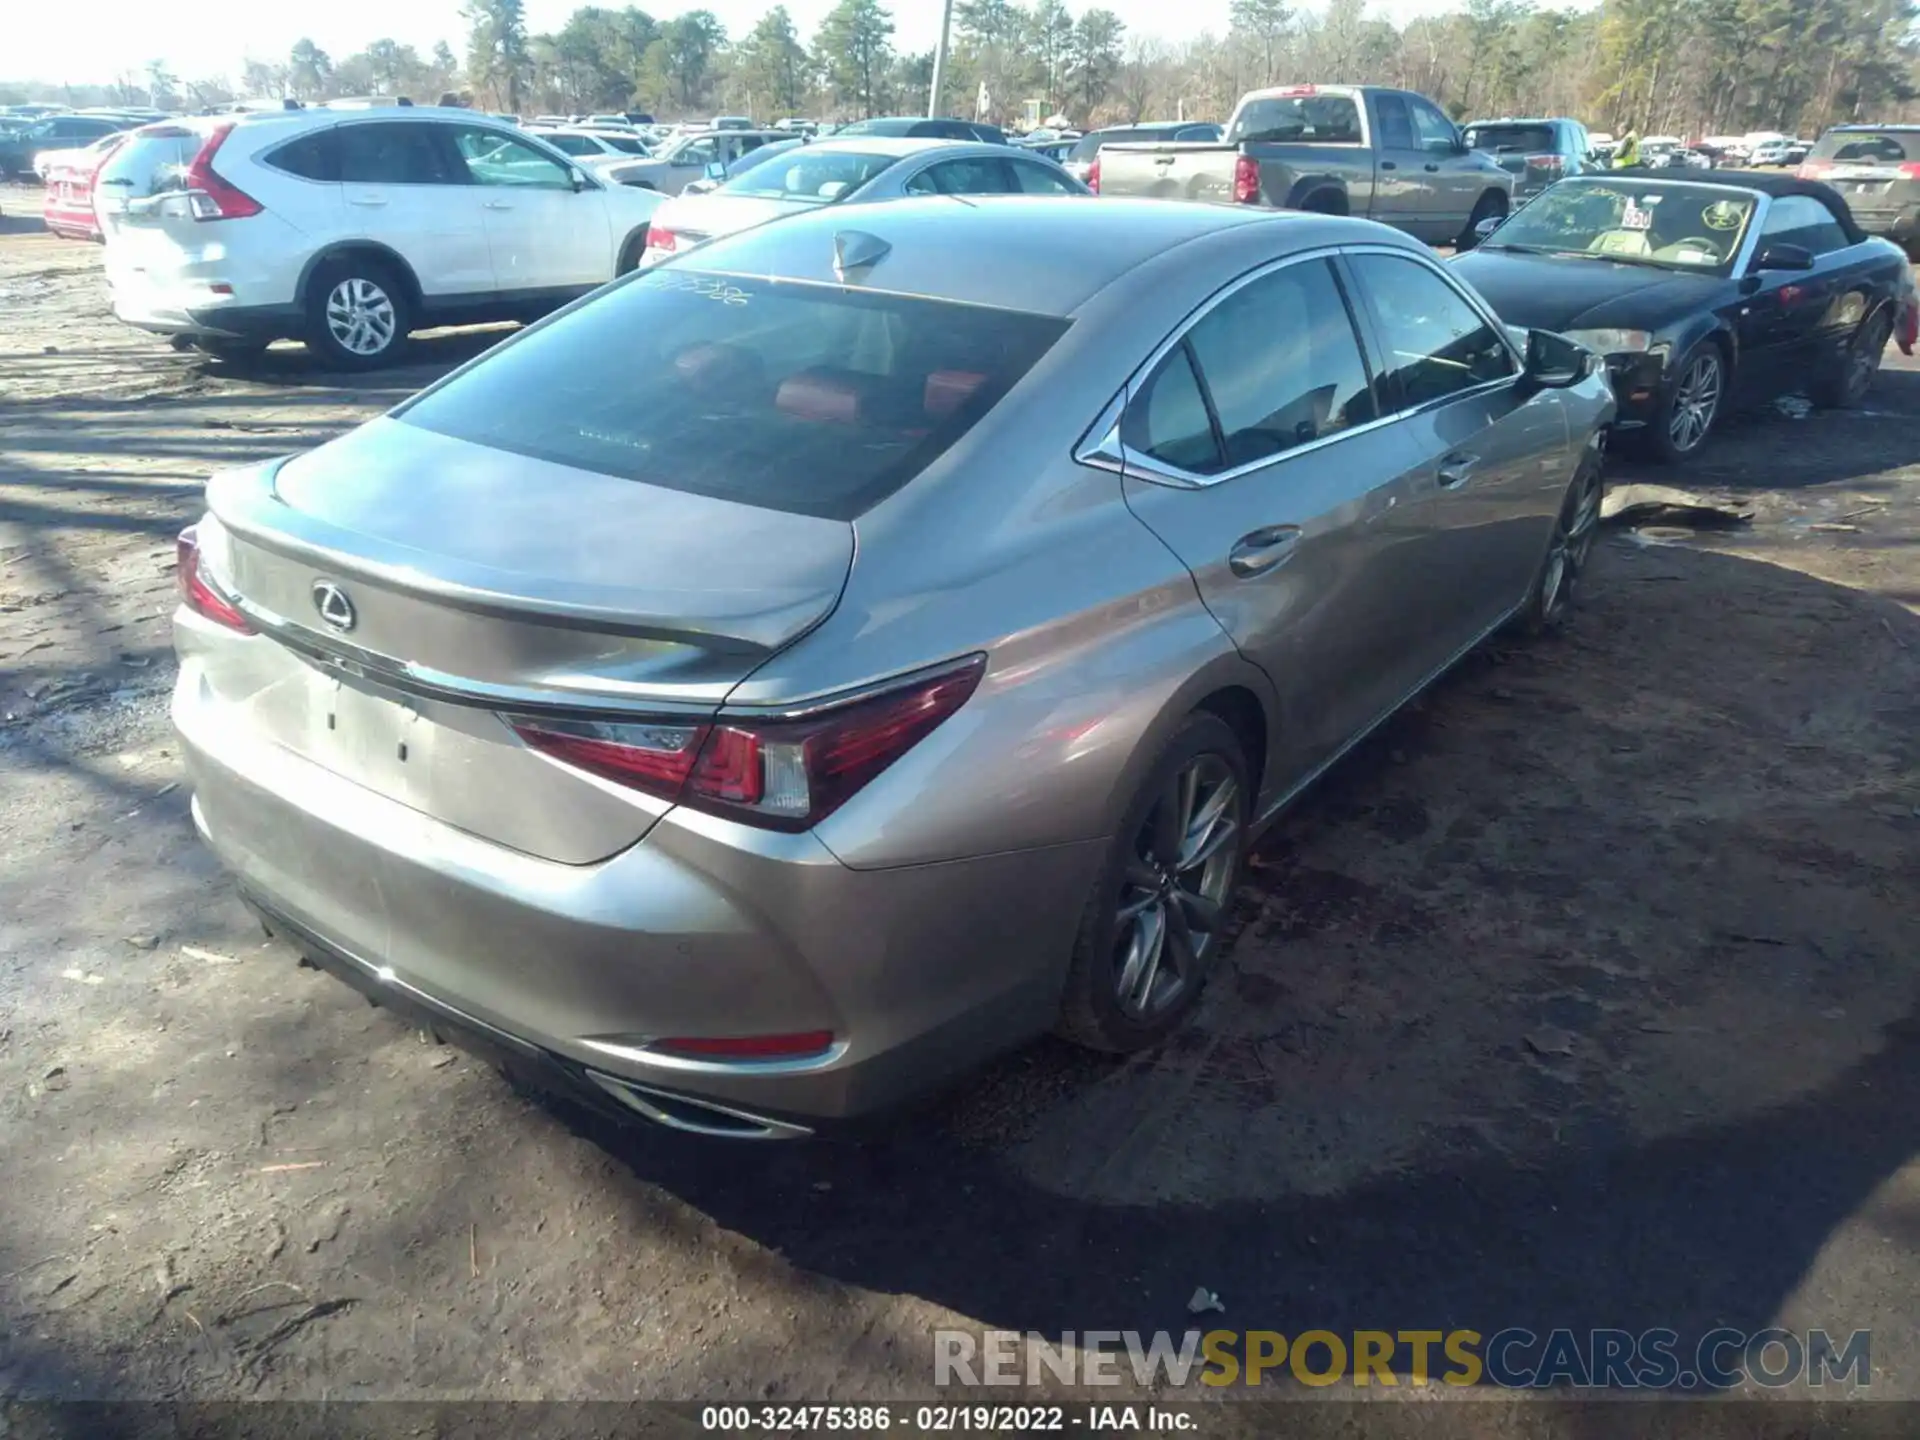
(1010, 160, 1080, 194)
(1813, 131, 1918, 163)
(265, 131, 340, 181)
(1229, 95, 1361, 145)
(1123, 259, 1374, 475)
(396, 271, 1070, 521)
(336, 122, 459, 184)
(1464, 124, 1558, 155)
(1373, 95, 1415, 150)
(1176, 125, 1222, 142)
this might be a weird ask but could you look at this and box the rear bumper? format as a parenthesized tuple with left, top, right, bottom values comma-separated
(110, 293, 302, 342)
(173, 648, 1097, 1130)
(1848, 205, 1920, 243)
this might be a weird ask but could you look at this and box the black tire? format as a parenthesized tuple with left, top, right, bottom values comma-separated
(1642, 340, 1726, 464)
(1810, 306, 1892, 410)
(1056, 713, 1250, 1054)
(190, 337, 269, 366)
(1456, 191, 1508, 251)
(616, 232, 646, 276)
(1512, 456, 1603, 637)
(304, 257, 411, 370)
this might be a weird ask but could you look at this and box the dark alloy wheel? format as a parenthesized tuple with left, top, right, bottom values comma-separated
(1516, 461, 1603, 635)
(1813, 308, 1892, 410)
(1057, 713, 1249, 1053)
(1648, 343, 1724, 463)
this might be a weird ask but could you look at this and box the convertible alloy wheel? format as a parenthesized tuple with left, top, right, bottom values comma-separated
(1111, 754, 1240, 1021)
(1667, 349, 1723, 455)
(1836, 310, 1892, 407)
(325, 278, 398, 358)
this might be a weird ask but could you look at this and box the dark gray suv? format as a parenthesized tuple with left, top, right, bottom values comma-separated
(1462, 117, 1596, 203)
(1801, 126, 1920, 255)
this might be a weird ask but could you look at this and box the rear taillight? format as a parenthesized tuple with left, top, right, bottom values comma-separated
(1901, 163, 1920, 180)
(1526, 153, 1566, 172)
(183, 123, 262, 221)
(1087, 156, 1100, 193)
(641, 224, 678, 265)
(509, 654, 985, 831)
(175, 526, 254, 633)
(1232, 153, 1260, 204)
(1797, 160, 1833, 178)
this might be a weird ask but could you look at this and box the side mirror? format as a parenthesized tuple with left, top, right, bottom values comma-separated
(1752, 242, 1814, 273)
(1521, 328, 1589, 390)
(569, 167, 591, 192)
(704, 160, 726, 180)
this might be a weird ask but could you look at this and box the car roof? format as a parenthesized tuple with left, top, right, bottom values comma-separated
(675, 195, 1412, 317)
(788, 135, 992, 158)
(1827, 123, 1920, 132)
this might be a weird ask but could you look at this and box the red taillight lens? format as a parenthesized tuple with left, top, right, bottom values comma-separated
(652, 1031, 834, 1060)
(1797, 160, 1833, 178)
(175, 526, 254, 633)
(644, 224, 677, 253)
(507, 654, 986, 831)
(1232, 153, 1260, 204)
(1901, 163, 1920, 180)
(510, 717, 710, 797)
(1087, 156, 1100, 193)
(184, 123, 262, 221)
(1527, 153, 1565, 172)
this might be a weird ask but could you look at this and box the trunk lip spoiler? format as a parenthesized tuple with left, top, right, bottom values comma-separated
(230, 593, 721, 720)
(207, 458, 837, 650)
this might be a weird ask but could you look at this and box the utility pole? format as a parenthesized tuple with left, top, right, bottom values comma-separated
(928, 0, 954, 118)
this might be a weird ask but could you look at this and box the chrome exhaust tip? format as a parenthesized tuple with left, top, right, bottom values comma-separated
(585, 1071, 812, 1141)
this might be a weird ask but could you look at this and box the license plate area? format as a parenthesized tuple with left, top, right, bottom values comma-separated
(305, 671, 428, 805)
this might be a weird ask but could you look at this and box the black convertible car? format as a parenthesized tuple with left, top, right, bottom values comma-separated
(1453, 169, 1917, 462)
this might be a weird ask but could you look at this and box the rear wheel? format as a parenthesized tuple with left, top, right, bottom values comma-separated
(1811, 307, 1892, 409)
(305, 259, 410, 370)
(1457, 192, 1507, 251)
(1056, 714, 1249, 1053)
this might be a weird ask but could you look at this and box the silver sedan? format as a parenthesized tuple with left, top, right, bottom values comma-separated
(172, 197, 1612, 1139)
(638, 137, 1088, 265)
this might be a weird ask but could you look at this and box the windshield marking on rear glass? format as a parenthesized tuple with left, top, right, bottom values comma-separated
(638, 271, 752, 305)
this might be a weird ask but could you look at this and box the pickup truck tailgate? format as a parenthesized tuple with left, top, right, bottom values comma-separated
(1096, 143, 1243, 204)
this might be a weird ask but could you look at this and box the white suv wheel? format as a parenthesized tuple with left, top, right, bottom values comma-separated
(325, 278, 398, 357)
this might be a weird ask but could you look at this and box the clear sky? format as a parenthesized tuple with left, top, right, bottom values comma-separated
(9, 0, 1459, 90)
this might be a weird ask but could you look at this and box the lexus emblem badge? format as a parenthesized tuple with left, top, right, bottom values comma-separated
(311, 580, 357, 633)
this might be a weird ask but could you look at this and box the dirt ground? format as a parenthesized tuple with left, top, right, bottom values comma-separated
(3, 178, 1919, 1410)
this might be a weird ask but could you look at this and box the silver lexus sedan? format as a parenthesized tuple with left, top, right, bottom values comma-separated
(173, 197, 1613, 1139)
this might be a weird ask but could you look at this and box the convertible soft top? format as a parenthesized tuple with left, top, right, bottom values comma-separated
(1608, 166, 1868, 245)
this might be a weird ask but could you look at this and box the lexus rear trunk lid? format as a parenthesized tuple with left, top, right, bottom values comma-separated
(190, 420, 853, 863)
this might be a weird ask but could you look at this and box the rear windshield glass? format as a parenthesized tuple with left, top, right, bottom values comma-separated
(96, 127, 200, 196)
(1229, 95, 1361, 144)
(721, 148, 898, 202)
(1464, 123, 1557, 154)
(396, 271, 1070, 521)
(1812, 131, 1919, 163)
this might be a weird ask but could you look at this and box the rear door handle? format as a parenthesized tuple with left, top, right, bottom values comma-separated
(348, 195, 388, 207)
(1424, 162, 1441, 172)
(1153, 155, 1176, 166)
(1228, 525, 1303, 577)
(1437, 453, 1478, 489)
(1380, 160, 1397, 171)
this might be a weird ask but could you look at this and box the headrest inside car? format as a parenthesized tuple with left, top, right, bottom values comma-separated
(777, 369, 863, 424)
(924, 370, 988, 419)
(672, 343, 763, 394)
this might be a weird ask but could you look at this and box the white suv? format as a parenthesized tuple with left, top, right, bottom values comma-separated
(100, 107, 664, 367)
